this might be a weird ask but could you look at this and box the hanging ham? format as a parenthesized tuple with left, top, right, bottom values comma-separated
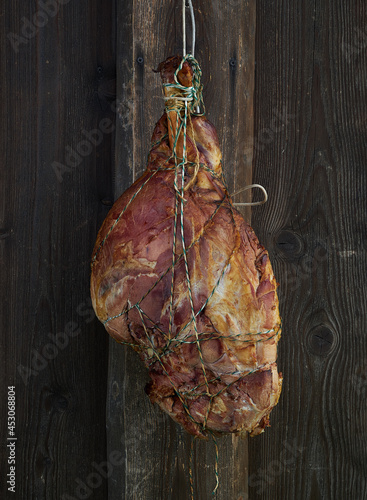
(90, 55, 282, 438)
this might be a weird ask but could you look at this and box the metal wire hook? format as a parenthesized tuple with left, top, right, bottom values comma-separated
(183, 0, 196, 57)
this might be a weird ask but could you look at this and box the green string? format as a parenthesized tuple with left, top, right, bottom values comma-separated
(92, 54, 280, 499)
(163, 54, 205, 116)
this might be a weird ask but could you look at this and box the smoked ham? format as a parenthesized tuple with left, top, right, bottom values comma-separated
(90, 55, 282, 438)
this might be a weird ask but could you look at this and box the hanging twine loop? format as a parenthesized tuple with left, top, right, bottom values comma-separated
(231, 184, 268, 206)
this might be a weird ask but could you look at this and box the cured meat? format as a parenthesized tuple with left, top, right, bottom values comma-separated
(90, 55, 282, 438)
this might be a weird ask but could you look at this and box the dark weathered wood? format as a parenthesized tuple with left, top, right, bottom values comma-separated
(0, 1, 114, 498)
(249, 1, 367, 499)
(109, 1, 255, 499)
(2, 1, 366, 499)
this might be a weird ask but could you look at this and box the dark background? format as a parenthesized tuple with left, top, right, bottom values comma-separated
(1, 1, 366, 499)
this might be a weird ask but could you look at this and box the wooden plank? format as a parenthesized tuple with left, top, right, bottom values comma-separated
(109, 0, 255, 498)
(1, 1, 366, 499)
(0, 1, 114, 498)
(249, 1, 367, 499)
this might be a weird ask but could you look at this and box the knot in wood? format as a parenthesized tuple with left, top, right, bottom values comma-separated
(307, 325, 334, 356)
(275, 230, 304, 259)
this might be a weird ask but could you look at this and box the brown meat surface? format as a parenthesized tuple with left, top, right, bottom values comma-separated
(90, 56, 282, 438)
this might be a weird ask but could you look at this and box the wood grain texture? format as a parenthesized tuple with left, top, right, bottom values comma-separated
(249, 1, 367, 499)
(0, 1, 114, 498)
(109, 1, 255, 499)
(2, 1, 366, 499)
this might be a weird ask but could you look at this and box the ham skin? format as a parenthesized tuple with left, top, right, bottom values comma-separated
(90, 55, 282, 438)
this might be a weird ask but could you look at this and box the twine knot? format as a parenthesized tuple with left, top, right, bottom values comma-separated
(163, 54, 205, 116)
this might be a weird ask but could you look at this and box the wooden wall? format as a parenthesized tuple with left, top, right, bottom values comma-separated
(1, 1, 366, 499)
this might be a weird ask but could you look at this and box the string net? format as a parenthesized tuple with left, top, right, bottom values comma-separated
(91, 54, 282, 498)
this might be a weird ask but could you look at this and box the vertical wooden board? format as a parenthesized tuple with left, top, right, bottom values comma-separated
(249, 1, 367, 499)
(199, 0, 256, 223)
(109, 1, 255, 499)
(0, 1, 114, 498)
